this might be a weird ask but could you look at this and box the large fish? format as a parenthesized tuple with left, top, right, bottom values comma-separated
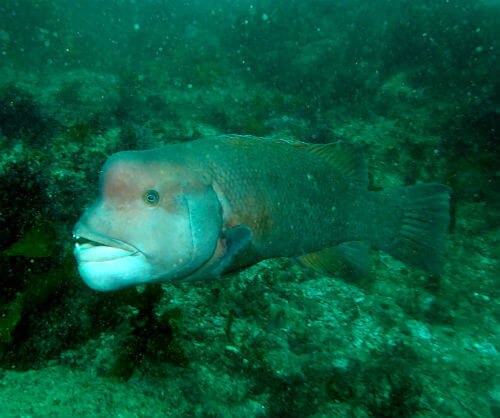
(73, 135, 451, 291)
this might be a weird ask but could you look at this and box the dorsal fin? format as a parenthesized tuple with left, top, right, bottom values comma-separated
(262, 137, 368, 188)
(306, 141, 368, 188)
(219, 135, 368, 188)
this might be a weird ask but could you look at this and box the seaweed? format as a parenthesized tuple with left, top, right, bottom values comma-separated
(0, 156, 73, 364)
(0, 159, 50, 251)
(0, 220, 61, 340)
(2, 219, 57, 258)
(0, 299, 22, 345)
(0, 256, 80, 369)
(63, 122, 99, 144)
(89, 285, 189, 381)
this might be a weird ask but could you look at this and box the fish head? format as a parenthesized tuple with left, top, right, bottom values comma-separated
(73, 149, 221, 291)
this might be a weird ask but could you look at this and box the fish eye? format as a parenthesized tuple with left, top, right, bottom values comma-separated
(143, 189, 160, 206)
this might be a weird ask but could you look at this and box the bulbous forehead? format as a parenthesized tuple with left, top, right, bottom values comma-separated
(98, 149, 202, 202)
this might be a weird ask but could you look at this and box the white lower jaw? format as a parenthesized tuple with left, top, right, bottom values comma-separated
(75, 247, 154, 292)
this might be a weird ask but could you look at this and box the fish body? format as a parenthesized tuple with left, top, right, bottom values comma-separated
(73, 135, 451, 291)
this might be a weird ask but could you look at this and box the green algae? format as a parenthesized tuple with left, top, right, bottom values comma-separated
(0, 257, 68, 349)
(0, 299, 22, 344)
(0, 220, 67, 359)
(107, 295, 189, 381)
(2, 220, 58, 258)
(63, 123, 99, 144)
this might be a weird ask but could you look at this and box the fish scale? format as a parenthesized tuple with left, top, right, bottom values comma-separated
(191, 135, 368, 257)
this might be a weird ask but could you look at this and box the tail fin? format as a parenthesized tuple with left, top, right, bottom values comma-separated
(369, 184, 451, 274)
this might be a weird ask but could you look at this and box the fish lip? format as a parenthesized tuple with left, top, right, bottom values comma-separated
(72, 224, 140, 256)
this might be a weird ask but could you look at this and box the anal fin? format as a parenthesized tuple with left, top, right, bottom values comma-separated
(296, 241, 369, 279)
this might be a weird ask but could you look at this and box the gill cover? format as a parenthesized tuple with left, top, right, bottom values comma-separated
(141, 181, 223, 283)
(179, 183, 223, 277)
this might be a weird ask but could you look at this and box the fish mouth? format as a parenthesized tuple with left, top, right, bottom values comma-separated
(73, 227, 140, 263)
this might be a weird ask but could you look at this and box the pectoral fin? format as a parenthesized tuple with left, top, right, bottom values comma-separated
(215, 225, 254, 276)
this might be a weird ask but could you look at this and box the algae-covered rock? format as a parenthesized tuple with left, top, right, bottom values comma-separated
(0, 84, 56, 146)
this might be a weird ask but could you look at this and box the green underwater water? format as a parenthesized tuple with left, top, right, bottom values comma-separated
(0, 0, 499, 416)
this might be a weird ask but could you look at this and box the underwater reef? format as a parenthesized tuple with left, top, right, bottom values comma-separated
(0, 0, 499, 416)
